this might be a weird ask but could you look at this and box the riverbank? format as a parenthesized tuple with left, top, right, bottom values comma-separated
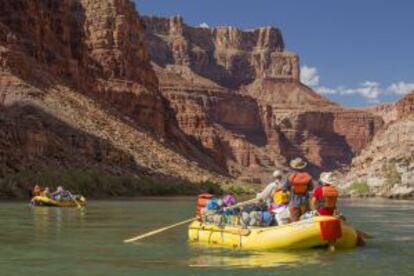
(0, 169, 224, 200)
(0, 169, 261, 200)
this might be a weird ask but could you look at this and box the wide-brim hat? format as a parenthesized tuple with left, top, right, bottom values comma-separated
(272, 170, 282, 178)
(289, 158, 307, 170)
(319, 172, 335, 185)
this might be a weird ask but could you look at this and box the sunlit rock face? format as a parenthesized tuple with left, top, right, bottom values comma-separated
(0, 0, 164, 134)
(142, 15, 383, 181)
(0, 1, 390, 185)
(344, 91, 414, 198)
(142, 15, 298, 89)
(0, 0, 228, 184)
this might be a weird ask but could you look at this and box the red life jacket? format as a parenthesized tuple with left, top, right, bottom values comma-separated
(195, 193, 213, 220)
(319, 185, 338, 208)
(288, 172, 312, 194)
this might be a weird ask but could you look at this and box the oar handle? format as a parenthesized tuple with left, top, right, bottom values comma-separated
(224, 198, 259, 210)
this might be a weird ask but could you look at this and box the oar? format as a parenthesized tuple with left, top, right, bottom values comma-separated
(224, 197, 259, 210)
(123, 197, 258, 243)
(356, 229, 373, 239)
(69, 193, 82, 209)
(124, 217, 196, 243)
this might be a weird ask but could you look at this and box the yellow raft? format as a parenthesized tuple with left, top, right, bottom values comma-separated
(188, 216, 360, 250)
(30, 196, 86, 208)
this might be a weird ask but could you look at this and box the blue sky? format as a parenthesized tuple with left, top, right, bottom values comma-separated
(134, 0, 414, 107)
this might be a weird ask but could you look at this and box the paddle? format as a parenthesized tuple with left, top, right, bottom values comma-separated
(124, 217, 196, 243)
(69, 192, 82, 209)
(224, 197, 259, 210)
(123, 197, 259, 243)
(356, 229, 373, 239)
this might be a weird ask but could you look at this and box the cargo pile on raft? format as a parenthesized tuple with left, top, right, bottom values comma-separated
(189, 158, 367, 250)
(30, 185, 86, 207)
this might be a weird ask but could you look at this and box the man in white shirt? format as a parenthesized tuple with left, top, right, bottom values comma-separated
(256, 170, 283, 204)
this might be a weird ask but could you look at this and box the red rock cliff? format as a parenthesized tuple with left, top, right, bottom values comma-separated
(143, 16, 384, 180)
(0, 0, 226, 184)
(0, 0, 164, 134)
(143, 16, 299, 89)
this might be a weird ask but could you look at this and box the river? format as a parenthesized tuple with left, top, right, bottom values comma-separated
(0, 198, 413, 275)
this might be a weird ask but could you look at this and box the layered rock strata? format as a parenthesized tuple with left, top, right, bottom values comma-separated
(144, 16, 384, 181)
(344, 91, 414, 198)
(0, 0, 225, 183)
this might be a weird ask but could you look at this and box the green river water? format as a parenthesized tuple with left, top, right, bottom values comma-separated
(0, 198, 413, 275)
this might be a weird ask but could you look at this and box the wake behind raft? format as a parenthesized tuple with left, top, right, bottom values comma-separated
(188, 216, 362, 250)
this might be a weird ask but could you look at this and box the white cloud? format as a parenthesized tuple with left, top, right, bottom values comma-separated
(315, 86, 338, 95)
(199, 22, 209, 28)
(301, 65, 413, 104)
(340, 81, 382, 99)
(300, 66, 320, 87)
(387, 81, 414, 95)
(313, 81, 382, 100)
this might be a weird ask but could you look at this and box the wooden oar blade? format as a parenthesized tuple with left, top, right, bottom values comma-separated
(357, 229, 373, 239)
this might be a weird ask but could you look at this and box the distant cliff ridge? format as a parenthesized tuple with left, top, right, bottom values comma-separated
(142, 15, 299, 89)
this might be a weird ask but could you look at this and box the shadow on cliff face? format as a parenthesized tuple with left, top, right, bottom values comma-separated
(209, 94, 268, 147)
(0, 103, 143, 177)
(0, 103, 222, 198)
(278, 112, 353, 174)
(0, 0, 233, 178)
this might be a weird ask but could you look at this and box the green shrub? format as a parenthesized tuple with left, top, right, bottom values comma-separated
(382, 162, 402, 188)
(224, 183, 258, 195)
(349, 181, 370, 194)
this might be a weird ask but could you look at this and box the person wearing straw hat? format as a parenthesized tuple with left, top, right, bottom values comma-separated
(283, 157, 314, 222)
(311, 172, 339, 216)
(256, 170, 283, 204)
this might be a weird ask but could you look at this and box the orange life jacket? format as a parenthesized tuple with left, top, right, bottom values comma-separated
(195, 193, 213, 220)
(288, 172, 312, 194)
(319, 185, 338, 208)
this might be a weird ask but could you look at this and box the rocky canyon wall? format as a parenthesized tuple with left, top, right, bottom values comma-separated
(0, 1, 390, 187)
(344, 91, 414, 198)
(143, 16, 299, 89)
(0, 0, 226, 184)
(143, 15, 384, 181)
(0, 0, 164, 134)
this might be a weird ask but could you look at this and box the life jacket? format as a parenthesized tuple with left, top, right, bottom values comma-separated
(319, 185, 339, 209)
(273, 189, 290, 205)
(195, 193, 213, 220)
(288, 172, 312, 194)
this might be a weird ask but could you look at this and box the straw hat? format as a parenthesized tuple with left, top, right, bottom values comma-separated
(319, 172, 335, 185)
(272, 170, 282, 178)
(289, 157, 307, 170)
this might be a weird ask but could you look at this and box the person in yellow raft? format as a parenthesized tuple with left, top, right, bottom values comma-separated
(283, 157, 314, 222)
(256, 170, 283, 204)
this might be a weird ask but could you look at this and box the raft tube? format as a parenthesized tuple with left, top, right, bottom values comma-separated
(188, 216, 360, 250)
(30, 196, 86, 208)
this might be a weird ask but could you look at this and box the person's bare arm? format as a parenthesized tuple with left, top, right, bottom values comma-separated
(311, 196, 317, 210)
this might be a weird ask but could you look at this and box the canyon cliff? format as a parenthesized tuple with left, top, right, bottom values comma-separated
(142, 15, 383, 182)
(0, 0, 226, 190)
(345, 91, 414, 198)
(0, 1, 394, 195)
